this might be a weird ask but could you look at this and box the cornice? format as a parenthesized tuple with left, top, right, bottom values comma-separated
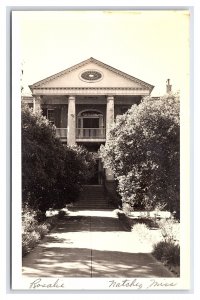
(31, 86, 151, 96)
(33, 87, 147, 91)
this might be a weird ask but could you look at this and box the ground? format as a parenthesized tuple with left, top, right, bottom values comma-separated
(22, 210, 173, 278)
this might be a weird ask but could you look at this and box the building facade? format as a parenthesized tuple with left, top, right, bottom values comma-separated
(26, 57, 154, 190)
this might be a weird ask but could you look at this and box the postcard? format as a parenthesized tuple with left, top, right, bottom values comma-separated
(11, 9, 190, 291)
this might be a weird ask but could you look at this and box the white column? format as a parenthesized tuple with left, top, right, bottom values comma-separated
(67, 96, 76, 146)
(33, 96, 41, 113)
(106, 95, 114, 137)
(106, 95, 115, 180)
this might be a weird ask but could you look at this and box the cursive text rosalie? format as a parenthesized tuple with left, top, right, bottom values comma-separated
(29, 278, 64, 289)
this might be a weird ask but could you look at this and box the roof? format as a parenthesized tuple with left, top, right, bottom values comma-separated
(29, 57, 154, 92)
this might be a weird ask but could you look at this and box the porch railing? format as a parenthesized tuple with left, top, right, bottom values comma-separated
(56, 128, 67, 138)
(76, 128, 106, 139)
(55, 128, 106, 139)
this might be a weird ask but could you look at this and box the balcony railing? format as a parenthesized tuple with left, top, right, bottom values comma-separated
(56, 128, 67, 138)
(76, 128, 106, 139)
(55, 128, 106, 140)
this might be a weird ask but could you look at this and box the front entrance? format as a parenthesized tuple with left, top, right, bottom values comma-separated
(88, 160, 99, 185)
(77, 142, 105, 185)
(88, 158, 104, 185)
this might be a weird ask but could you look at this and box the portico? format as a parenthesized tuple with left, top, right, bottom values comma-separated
(28, 57, 154, 186)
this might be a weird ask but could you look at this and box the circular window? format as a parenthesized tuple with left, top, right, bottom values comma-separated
(80, 70, 103, 82)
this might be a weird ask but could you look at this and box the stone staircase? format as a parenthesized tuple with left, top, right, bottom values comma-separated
(73, 185, 112, 209)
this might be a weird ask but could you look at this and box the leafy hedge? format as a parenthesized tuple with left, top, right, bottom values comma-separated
(22, 204, 54, 256)
(152, 241, 180, 267)
(22, 104, 95, 213)
(100, 93, 180, 218)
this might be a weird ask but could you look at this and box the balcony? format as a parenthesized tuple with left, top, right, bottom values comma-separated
(55, 128, 106, 142)
(76, 128, 106, 141)
(56, 128, 67, 139)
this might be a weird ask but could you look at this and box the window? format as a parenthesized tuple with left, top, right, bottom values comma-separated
(77, 110, 104, 129)
(47, 109, 55, 125)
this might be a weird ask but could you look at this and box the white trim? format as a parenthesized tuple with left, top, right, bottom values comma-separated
(31, 88, 150, 96)
(77, 108, 103, 117)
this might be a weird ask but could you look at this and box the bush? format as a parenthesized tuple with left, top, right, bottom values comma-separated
(22, 230, 41, 256)
(158, 218, 180, 244)
(132, 223, 149, 239)
(116, 210, 132, 231)
(100, 93, 180, 217)
(22, 204, 57, 256)
(152, 241, 180, 267)
(132, 217, 158, 229)
(22, 104, 95, 213)
(57, 210, 67, 219)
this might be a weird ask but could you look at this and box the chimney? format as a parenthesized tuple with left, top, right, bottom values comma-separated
(166, 79, 172, 94)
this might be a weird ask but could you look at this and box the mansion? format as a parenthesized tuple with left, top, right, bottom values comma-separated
(23, 57, 155, 203)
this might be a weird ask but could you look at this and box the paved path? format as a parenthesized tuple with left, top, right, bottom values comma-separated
(22, 210, 173, 278)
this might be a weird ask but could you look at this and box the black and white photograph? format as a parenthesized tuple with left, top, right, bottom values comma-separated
(11, 9, 190, 291)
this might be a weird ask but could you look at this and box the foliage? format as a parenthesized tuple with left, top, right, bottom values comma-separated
(115, 210, 132, 231)
(152, 241, 180, 267)
(69, 145, 96, 185)
(22, 204, 51, 256)
(100, 93, 180, 217)
(22, 104, 95, 212)
(158, 218, 180, 244)
(132, 223, 149, 238)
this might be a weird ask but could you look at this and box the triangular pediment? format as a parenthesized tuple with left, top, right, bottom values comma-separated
(30, 57, 154, 92)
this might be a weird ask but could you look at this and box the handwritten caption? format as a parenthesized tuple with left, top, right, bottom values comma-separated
(28, 278, 177, 290)
(108, 279, 177, 289)
(29, 278, 64, 289)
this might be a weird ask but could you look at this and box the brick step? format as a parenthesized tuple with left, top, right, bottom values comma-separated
(75, 185, 110, 209)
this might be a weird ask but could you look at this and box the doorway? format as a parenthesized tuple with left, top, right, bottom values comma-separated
(88, 158, 104, 185)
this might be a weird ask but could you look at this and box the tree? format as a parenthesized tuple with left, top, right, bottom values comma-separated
(22, 104, 95, 213)
(100, 93, 180, 218)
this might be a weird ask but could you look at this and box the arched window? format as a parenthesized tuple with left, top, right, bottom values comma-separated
(76, 110, 105, 139)
(77, 110, 104, 129)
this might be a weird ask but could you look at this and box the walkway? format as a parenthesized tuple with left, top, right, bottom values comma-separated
(22, 210, 173, 278)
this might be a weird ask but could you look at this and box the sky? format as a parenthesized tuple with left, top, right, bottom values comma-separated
(14, 10, 190, 96)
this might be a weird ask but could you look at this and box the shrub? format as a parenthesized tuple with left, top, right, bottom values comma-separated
(100, 93, 180, 217)
(57, 210, 67, 219)
(22, 204, 38, 233)
(158, 218, 180, 244)
(132, 223, 149, 240)
(22, 230, 41, 256)
(133, 217, 159, 229)
(36, 223, 50, 239)
(116, 210, 132, 231)
(22, 204, 56, 256)
(22, 104, 95, 214)
(152, 241, 180, 267)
